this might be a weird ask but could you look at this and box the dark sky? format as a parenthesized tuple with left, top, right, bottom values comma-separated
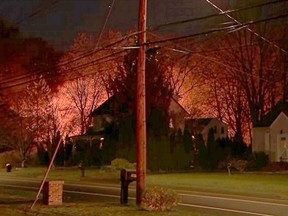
(0, 0, 284, 50)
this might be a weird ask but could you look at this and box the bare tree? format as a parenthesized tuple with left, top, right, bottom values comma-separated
(197, 24, 284, 142)
(220, 28, 282, 126)
(43, 93, 77, 161)
(64, 76, 105, 135)
(1, 95, 35, 167)
(202, 65, 250, 141)
(57, 31, 126, 135)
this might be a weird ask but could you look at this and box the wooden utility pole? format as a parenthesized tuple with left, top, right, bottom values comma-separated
(136, 0, 147, 206)
(31, 139, 62, 209)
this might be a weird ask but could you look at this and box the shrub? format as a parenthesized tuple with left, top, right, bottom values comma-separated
(100, 158, 135, 172)
(218, 157, 250, 174)
(141, 187, 179, 211)
(252, 152, 269, 170)
(228, 157, 248, 172)
(100, 165, 116, 172)
(110, 158, 135, 170)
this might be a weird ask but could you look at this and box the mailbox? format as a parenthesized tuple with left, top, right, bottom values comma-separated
(120, 169, 136, 182)
(6, 163, 12, 172)
(120, 169, 136, 204)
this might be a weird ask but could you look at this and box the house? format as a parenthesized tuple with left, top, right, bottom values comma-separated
(167, 96, 190, 133)
(72, 94, 190, 143)
(252, 102, 288, 162)
(185, 118, 228, 144)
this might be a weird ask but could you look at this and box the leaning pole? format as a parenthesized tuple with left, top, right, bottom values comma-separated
(136, 0, 147, 206)
(30, 139, 62, 209)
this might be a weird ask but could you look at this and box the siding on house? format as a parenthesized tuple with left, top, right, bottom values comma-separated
(252, 127, 268, 153)
(253, 111, 288, 162)
(201, 119, 228, 144)
(168, 98, 189, 133)
(92, 114, 113, 133)
(269, 112, 288, 161)
(185, 118, 228, 144)
(73, 94, 189, 142)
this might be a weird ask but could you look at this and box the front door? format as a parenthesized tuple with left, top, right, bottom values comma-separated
(277, 134, 288, 161)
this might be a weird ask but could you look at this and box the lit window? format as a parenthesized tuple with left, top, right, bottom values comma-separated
(169, 118, 174, 128)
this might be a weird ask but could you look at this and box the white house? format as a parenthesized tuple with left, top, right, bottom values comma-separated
(72, 94, 190, 143)
(252, 102, 288, 162)
(185, 118, 228, 144)
(168, 97, 190, 133)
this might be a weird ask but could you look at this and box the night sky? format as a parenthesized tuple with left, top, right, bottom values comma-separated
(0, 0, 271, 50)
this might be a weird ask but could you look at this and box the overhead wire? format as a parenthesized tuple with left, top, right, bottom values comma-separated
(4, 0, 281, 68)
(95, 0, 116, 49)
(1, 0, 283, 85)
(204, 0, 288, 54)
(1, 12, 287, 90)
(149, 0, 288, 31)
(143, 13, 288, 46)
(7, 7, 288, 89)
(0, 0, 286, 145)
(1, 0, 120, 87)
(1, 47, 129, 91)
(1, 0, 287, 89)
(0, 0, 115, 152)
(145, 1, 288, 85)
(1, 0, 128, 92)
(15, 0, 62, 25)
(0, 31, 138, 85)
(3, 7, 287, 87)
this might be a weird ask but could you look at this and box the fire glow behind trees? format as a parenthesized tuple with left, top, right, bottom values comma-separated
(0, 0, 287, 162)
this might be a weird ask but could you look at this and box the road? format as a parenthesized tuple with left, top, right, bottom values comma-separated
(0, 177, 287, 216)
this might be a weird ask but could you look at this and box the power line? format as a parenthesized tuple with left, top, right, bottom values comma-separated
(1, 1, 287, 87)
(95, 0, 116, 49)
(1, 9, 287, 89)
(0, 31, 138, 85)
(204, 0, 288, 54)
(4, 63, 117, 95)
(144, 13, 288, 47)
(149, 0, 288, 32)
(12, 0, 284, 68)
(0, 49, 128, 91)
(1, 11, 287, 89)
(15, 0, 62, 25)
(148, 31, 282, 87)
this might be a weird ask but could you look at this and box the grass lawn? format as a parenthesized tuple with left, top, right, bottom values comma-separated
(147, 172, 288, 200)
(1, 167, 288, 200)
(0, 167, 287, 215)
(0, 187, 226, 216)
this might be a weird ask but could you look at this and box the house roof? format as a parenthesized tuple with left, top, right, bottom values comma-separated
(170, 97, 190, 116)
(89, 95, 116, 116)
(254, 101, 288, 127)
(185, 118, 214, 126)
(90, 94, 190, 116)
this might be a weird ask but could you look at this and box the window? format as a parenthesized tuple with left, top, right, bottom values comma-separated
(281, 137, 287, 149)
(169, 118, 174, 128)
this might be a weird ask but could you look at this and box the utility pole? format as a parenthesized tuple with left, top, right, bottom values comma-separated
(136, 0, 147, 206)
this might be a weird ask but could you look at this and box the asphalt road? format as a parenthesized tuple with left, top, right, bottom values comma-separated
(0, 177, 287, 216)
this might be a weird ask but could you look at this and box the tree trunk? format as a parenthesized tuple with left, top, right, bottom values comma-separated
(21, 159, 26, 168)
